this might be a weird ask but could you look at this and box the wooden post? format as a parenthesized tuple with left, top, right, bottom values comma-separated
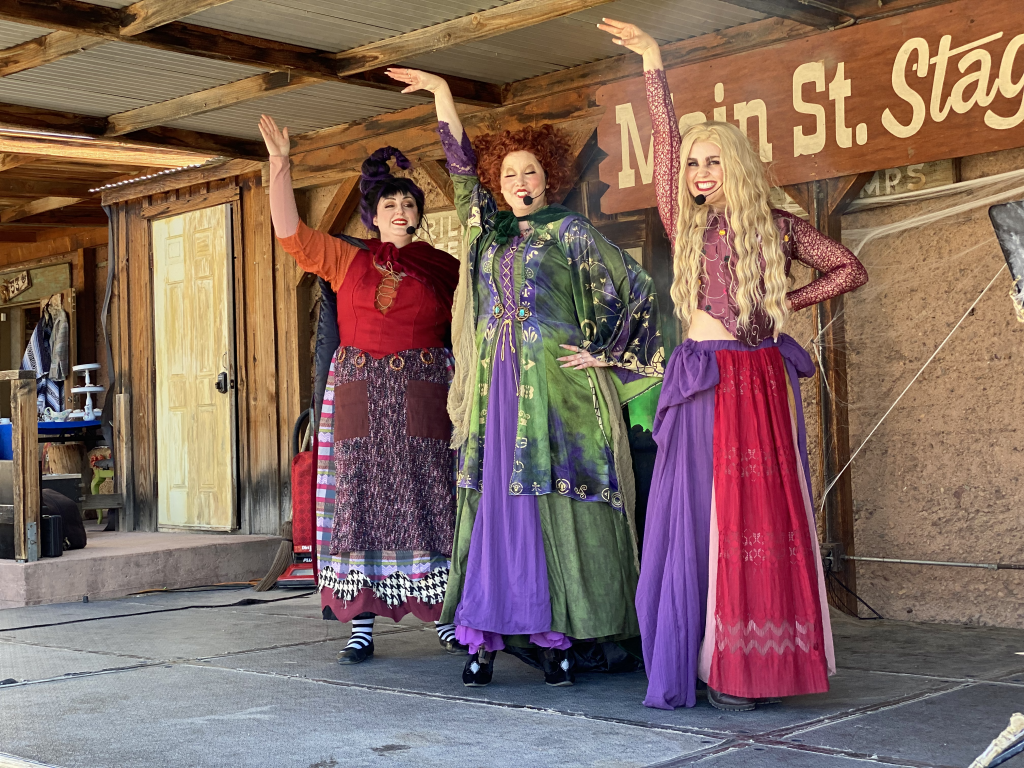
(3, 370, 39, 562)
(785, 173, 871, 616)
(114, 392, 134, 532)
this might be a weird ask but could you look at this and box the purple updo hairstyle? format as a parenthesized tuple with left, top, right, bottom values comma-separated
(358, 146, 426, 234)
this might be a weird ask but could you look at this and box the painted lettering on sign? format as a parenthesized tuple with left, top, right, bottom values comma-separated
(597, 0, 1024, 215)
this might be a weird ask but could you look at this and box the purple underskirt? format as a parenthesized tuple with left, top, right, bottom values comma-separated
(453, 335, 570, 654)
(636, 335, 814, 709)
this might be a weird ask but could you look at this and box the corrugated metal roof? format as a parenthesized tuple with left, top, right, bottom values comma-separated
(164, 80, 429, 139)
(0, 42, 264, 116)
(401, 0, 764, 82)
(0, 19, 54, 47)
(181, 0, 515, 52)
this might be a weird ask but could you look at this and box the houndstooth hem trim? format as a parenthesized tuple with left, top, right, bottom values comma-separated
(318, 565, 448, 607)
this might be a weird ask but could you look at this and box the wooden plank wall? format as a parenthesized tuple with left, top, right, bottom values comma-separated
(110, 173, 300, 534)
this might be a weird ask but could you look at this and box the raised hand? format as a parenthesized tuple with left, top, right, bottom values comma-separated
(597, 18, 658, 57)
(258, 114, 290, 158)
(386, 68, 448, 95)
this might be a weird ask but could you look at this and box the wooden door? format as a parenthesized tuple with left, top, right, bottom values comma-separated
(151, 205, 236, 530)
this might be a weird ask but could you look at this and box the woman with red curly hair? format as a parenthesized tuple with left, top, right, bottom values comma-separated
(389, 68, 665, 688)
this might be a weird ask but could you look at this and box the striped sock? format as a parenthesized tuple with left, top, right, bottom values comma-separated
(435, 622, 457, 643)
(346, 613, 374, 650)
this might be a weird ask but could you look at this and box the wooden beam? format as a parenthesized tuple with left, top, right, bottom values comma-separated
(0, 30, 102, 77)
(504, 17, 815, 105)
(331, 0, 615, 75)
(719, 0, 850, 29)
(106, 71, 317, 135)
(101, 158, 259, 204)
(0, 131, 213, 167)
(0, 196, 84, 223)
(0, 153, 31, 172)
(418, 159, 454, 208)
(0, 177, 97, 197)
(0, 229, 37, 241)
(783, 173, 872, 618)
(0, 0, 501, 105)
(0, 102, 264, 159)
(139, 185, 238, 219)
(312, 175, 360, 235)
(120, 0, 234, 36)
(11, 375, 39, 560)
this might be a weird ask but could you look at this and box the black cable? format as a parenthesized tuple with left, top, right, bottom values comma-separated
(826, 571, 883, 620)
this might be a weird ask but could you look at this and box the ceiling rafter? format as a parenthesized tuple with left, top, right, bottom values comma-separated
(0, 101, 265, 159)
(81, 0, 615, 138)
(719, 0, 852, 29)
(330, 0, 616, 75)
(0, 0, 501, 106)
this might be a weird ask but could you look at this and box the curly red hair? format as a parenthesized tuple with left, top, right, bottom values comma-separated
(475, 124, 574, 208)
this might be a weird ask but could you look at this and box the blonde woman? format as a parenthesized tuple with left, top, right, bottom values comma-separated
(599, 20, 868, 711)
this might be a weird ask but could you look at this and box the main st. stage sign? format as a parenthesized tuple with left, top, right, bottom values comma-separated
(597, 0, 1024, 214)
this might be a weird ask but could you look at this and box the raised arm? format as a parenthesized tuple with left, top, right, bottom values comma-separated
(779, 211, 869, 311)
(258, 114, 358, 289)
(598, 20, 679, 244)
(386, 68, 473, 171)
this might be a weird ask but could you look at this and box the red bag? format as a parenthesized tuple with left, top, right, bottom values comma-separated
(290, 449, 315, 553)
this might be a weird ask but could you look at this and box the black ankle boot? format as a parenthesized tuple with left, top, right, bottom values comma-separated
(462, 650, 495, 687)
(541, 648, 575, 687)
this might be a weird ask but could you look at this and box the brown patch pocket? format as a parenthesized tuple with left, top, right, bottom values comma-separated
(333, 380, 370, 439)
(406, 380, 452, 441)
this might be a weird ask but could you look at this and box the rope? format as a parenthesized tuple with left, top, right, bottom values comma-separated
(816, 263, 1007, 514)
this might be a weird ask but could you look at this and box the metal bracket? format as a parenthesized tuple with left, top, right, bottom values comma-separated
(26, 520, 38, 562)
(820, 541, 845, 573)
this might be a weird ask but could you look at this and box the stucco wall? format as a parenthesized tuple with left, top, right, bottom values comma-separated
(835, 147, 1024, 628)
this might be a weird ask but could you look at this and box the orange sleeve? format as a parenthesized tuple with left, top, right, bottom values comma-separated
(277, 220, 360, 292)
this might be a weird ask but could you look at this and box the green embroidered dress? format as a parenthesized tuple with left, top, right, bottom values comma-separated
(440, 129, 664, 645)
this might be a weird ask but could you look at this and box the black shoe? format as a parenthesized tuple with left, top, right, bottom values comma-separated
(707, 686, 755, 711)
(462, 650, 495, 687)
(439, 635, 468, 654)
(541, 648, 575, 687)
(337, 641, 374, 665)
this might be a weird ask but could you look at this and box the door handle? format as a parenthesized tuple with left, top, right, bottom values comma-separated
(216, 372, 229, 394)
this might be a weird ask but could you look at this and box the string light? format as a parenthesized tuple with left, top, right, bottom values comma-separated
(88, 158, 227, 193)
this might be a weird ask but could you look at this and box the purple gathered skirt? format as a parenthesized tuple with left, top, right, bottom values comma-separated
(453, 341, 571, 654)
(637, 335, 817, 709)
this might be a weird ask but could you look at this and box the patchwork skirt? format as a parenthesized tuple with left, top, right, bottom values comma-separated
(315, 345, 456, 623)
(637, 335, 835, 709)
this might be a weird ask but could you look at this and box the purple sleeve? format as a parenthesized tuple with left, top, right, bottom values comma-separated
(438, 121, 477, 175)
(646, 69, 680, 246)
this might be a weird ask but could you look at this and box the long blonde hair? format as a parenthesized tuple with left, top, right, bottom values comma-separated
(671, 121, 788, 336)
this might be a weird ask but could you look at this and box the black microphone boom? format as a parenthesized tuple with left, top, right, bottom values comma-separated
(694, 194, 706, 205)
(522, 195, 534, 206)
(406, 225, 416, 235)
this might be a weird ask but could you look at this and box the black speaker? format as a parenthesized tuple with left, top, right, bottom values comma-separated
(41, 514, 63, 558)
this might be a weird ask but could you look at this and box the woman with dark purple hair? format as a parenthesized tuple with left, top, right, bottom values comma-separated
(260, 115, 462, 664)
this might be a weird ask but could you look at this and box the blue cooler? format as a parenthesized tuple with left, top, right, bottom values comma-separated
(0, 422, 12, 460)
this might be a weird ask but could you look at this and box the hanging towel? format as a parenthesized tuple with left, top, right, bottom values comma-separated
(48, 302, 69, 382)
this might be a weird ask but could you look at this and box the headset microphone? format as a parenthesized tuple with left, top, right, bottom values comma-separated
(693, 194, 707, 205)
(406, 225, 417, 235)
(522, 195, 534, 206)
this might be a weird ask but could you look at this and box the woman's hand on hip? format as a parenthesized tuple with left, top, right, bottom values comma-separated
(558, 344, 611, 370)
(258, 114, 290, 157)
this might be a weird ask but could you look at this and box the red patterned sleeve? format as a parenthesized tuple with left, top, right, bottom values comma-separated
(645, 68, 680, 246)
(783, 212, 869, 311)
